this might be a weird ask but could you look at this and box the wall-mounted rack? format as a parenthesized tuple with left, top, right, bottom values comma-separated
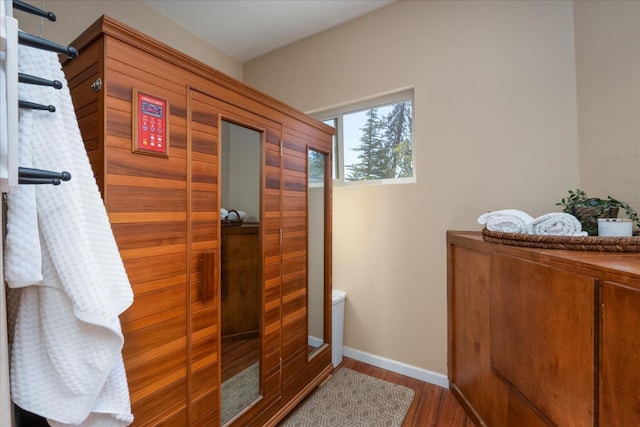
(18, 166, 71, 185)
(12, 0, 55, 22)
(1, 0, 18, 191)
(2, 2, 79, 426)
(1, 0, 77, 192)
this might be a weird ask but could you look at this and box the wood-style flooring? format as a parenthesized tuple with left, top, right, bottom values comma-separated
(221, 337, 474, 426)
(221, 336, 260, 382)
(340, 357, 474, 427)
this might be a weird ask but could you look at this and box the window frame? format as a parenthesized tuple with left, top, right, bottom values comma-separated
(310, 88, 415, 186)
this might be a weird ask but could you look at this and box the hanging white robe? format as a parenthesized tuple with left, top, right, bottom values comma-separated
(5, 45, 134, 426)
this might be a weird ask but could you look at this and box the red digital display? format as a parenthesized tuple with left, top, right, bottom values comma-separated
(133, 90, 168, 157)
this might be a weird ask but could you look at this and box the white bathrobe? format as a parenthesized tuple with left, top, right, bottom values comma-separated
(5, 46, 134, 426)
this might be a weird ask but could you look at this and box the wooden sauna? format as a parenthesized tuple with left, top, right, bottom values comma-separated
(63, 15, 334, 426)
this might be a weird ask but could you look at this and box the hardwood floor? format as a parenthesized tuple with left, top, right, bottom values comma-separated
(340, 357, 474, 427)
(16, 343, 471, 427)
(221, 336, 474, 426)
(221, 336, 260, 382)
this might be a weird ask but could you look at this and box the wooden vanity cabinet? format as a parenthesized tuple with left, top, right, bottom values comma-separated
(600, 281, 640, 426)
(490, 254, 595, 426)
(63, 15, 334, 426)
(447, 231, 640, 426)
(221, 225, 260, 339)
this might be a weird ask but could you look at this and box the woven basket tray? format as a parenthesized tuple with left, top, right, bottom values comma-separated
(482, 228, 640, 252)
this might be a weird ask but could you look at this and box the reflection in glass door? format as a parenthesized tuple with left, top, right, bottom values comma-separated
(220, 121, 262, 425)
(307, 149, 327, 357)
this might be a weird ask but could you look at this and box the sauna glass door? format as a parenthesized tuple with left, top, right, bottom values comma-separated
(308, 148, 328, 358)
(220, 120, 262, 425)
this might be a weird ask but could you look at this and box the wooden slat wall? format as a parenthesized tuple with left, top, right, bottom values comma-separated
(64, 15, 334, 427)
(66, 34, 222, 425)
(199, 96, 285, 425)
(65, 39, 104, 192)
(279, 122, 333, 398)
(189, 89, 220, 426)
(103, 36, 192, 426)
(280, 126, 309, 398)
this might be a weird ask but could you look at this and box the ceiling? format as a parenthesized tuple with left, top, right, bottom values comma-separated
(142, 0, 396, 63)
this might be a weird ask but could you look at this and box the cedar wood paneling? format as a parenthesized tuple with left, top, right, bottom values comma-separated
(64, 15, 334, 426)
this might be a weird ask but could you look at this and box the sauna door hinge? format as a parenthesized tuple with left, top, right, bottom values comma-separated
(280, 142, 283, 157)
(279, 227, 282, 245)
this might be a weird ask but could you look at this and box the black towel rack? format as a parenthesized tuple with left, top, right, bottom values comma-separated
(17, 31, 77, 59)
(9, 0, 78, 187)
(18, 100, 55, 112)
(12, 0, 56, 22)
(15, 20, 76, 118)
(18, 167, 71, 186)
(19, 73, 62, 89)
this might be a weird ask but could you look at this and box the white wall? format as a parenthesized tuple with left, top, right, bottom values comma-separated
(244, 0, 580, 375)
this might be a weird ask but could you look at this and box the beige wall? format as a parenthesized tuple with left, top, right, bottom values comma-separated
(244, 0, 580, 375)
(15, 0, 639, 379)
(16, 0, 242, 79)
(574, 1, 640, 209)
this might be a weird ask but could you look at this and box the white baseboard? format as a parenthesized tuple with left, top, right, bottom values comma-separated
(342, 346, 449, 389)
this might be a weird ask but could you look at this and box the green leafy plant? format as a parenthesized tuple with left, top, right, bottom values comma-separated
(556, 189, 640, 236)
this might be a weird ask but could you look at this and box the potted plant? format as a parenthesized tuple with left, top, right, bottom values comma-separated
(556, 189, 640, 236)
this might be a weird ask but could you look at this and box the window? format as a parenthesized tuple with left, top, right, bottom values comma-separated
(313, 89, 414, 184)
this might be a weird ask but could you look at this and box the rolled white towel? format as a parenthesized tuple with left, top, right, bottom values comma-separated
(528, 212, 587, 236)
(227, 210, 246, 221)
(477, 209, 534, 233)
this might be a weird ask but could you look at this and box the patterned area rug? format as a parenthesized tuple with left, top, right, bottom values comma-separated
(280, 368, 415, 427)
(221, 362, 260, 425)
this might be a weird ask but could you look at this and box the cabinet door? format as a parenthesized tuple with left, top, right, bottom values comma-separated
(448, 244, 508, 426)
(600, 281, 640, 425)
(490, 254, 595, 426)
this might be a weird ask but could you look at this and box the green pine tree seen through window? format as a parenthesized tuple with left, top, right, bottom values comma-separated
(344, 100, 413, 182)
(316, 90, 414, 184)
(308, 150, 325, 184)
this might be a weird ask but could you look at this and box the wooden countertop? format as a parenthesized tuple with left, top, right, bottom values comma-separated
(447, 230, 640, 287)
